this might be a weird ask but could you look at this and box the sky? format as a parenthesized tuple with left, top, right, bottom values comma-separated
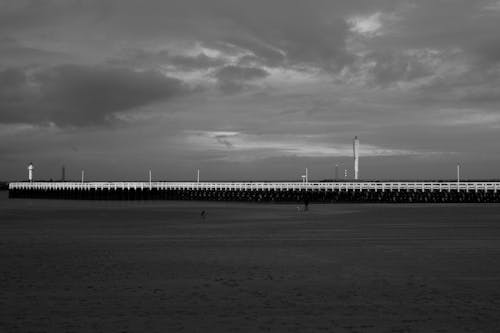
(1, 0, 500, 181)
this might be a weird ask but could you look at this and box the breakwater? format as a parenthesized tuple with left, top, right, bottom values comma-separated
(8, 181, 500, 203)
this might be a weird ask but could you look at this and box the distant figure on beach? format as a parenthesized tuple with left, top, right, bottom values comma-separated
(201, 210, 206, 220)
(304, 198, 310, 211)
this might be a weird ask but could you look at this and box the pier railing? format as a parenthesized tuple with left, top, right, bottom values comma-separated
(8, 181, 500, 192)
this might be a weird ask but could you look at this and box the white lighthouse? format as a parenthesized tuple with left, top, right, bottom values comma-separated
(353, 136, 359, 180)
(28, 162, 34, 182)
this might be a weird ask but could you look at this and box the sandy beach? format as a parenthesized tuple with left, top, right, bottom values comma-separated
(1, 192, 500, 332)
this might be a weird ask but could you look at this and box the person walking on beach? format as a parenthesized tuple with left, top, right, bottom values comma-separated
(201, 210, 207, 220)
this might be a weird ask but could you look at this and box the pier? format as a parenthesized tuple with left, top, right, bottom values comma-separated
(9, 181, 500, 203)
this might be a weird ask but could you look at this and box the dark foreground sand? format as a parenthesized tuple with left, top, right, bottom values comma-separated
(1, 192, 500, 332)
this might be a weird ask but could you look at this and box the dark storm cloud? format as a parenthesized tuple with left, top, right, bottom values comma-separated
(0, 68, 43, 123)
(0, 65, 189, 126)
(0, 36, 68, 66)
(0, 67, 25, 86)
(0, 0, 111, 31)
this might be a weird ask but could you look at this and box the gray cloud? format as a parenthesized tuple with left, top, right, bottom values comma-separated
(0, 0, 364, 71)
(110, 48, 226, 71)
(2, 1, 498, 74)
(411, 57, 500, 110)
(108, 48, 171, 68)
(215, 65, 269, 81)
(213, 65, 270, 93)
(202, 1, 355, 71)
(170, 53, 226, 71)
(366, 51, 433, 86)
(366, 1, 500, 65)
(214, 134, 234, 149)
(0, 65, 189, 126)
(229, 40, 286, 68)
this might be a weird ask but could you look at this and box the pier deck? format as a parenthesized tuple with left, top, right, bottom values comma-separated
(9, 181, 500, 192)
(8, 181, 500, 203)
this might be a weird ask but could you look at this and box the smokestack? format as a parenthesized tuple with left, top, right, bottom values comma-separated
(28, 162, 34, 182)
(353, 136, 359, 180)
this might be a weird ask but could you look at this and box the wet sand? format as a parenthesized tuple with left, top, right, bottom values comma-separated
(1, 192, 500, 332)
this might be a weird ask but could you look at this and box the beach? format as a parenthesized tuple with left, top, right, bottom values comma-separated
(1, 192, 500, 332)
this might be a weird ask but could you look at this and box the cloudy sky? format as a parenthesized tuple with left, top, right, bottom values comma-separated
(1, 0, 500, 181)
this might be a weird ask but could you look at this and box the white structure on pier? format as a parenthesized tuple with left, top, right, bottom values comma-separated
(28, 162, 34, 182)
(353, 136, 359, 180)
(301, 168, 309, 183)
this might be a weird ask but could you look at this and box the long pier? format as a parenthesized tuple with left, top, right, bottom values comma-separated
(8, 181, 500, 203)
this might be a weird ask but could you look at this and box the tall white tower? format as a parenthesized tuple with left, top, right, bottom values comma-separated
(353, 136, 359, 180)
(28, 162, 34, 182)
